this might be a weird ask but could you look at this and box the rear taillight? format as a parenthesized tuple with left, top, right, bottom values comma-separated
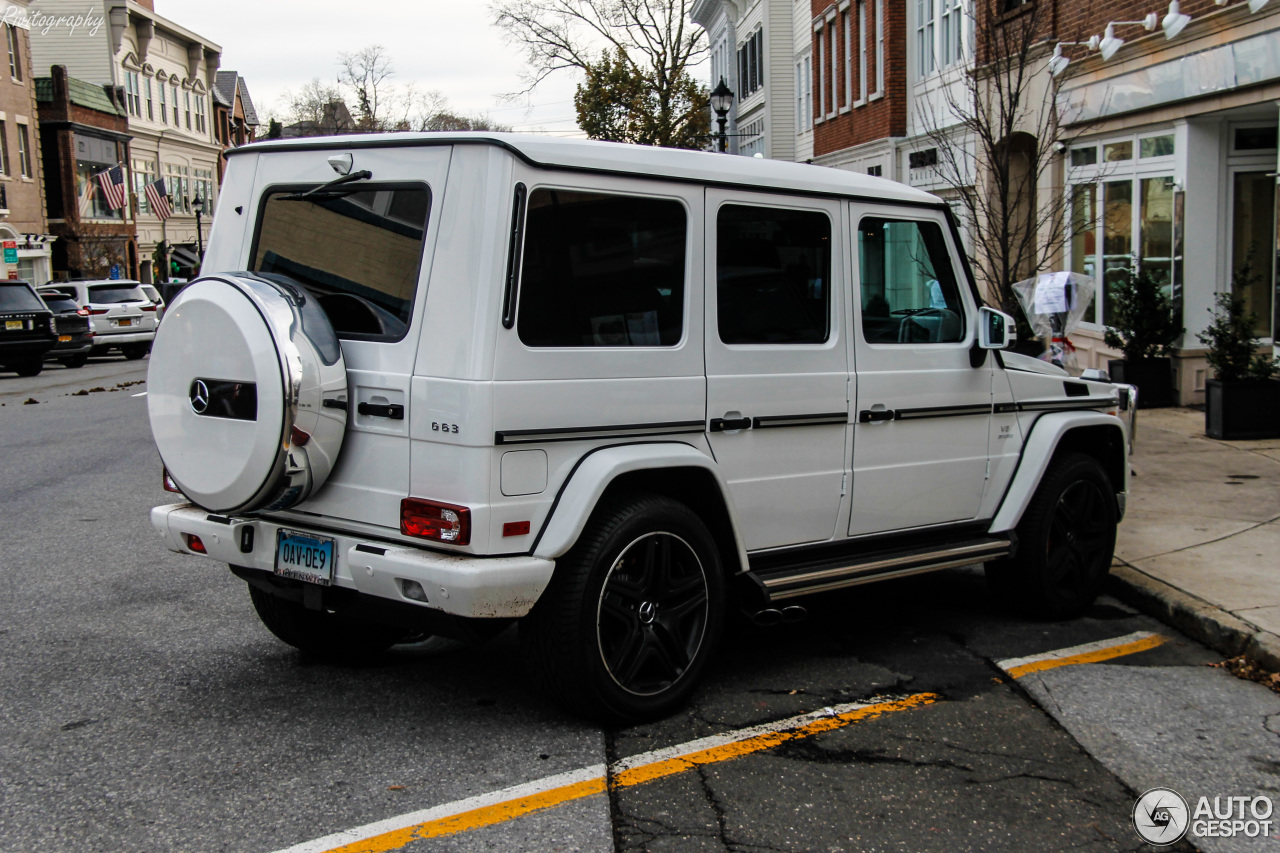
(141, 304, 157, 312)
(87, 307, 108, 315)
(184, 533, 206, 554)
(163, 468, 181, 493)
(76, 307, 89, 316)
(48, 318, 57, 333)
(401, 498, 471, 545)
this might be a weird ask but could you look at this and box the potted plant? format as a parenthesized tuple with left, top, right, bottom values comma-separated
(1197, 283, 1280, 440)
(1104, 268, 1184, 407)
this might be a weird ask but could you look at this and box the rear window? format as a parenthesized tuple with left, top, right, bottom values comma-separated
(251, 184, 430, 341)
(140, 286, 161, 302)
(0, 282, 45, 311)
(88, 285, 146, 304)
(516, 188, 687, 347)
(41, 294, 79, 312)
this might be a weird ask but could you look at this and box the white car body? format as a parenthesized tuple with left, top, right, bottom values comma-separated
(42, 280, 158, 352)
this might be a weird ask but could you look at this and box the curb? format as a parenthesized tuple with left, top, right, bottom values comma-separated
(1106, 563, 1280, 672)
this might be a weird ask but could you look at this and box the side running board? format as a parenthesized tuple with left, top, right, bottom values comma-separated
(750, 536, 1013, 602)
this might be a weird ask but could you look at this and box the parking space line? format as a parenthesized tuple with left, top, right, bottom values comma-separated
(131, 391, 147, 397)
(997, 631, 1166, 679)
(272, 693, 940, 853)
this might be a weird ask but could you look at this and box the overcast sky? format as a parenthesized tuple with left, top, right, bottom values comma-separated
(160, 1, 590, 135)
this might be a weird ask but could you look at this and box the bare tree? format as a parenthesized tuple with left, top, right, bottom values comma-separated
(74, 223, 128, 279)
(491, 0, 708, 146)
(915, 1, 1100, 327)
(338, 45, 397, 131)
(279, 78, 352, 132)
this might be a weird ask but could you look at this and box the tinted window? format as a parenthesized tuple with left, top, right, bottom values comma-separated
(717, 205, 831, 344)
(252, 185, 430, 341)
(0, 282, 43, 311)
(517, 189, 686, 347)
(858, 218, 965, 344)
(41, 294, 79, 312)
(87, 285, 146, 304)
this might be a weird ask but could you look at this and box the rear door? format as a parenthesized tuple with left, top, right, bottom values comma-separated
(244, 146, 448, 531)
(847, 206, 992, 536)
(704, 190, 848, 551)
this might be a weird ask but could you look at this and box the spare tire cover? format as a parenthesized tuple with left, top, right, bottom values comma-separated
(148, 273, 349, 514)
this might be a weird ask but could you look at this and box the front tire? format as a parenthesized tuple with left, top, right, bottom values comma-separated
(987, 452, 1118, 618)
(521, 493, 725, 724)
(248, 584, 405, 662)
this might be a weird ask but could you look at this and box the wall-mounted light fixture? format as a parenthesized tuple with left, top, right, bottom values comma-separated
(1048, 40, 1098, 76)
(1097, 14, 1158, 60)
(1162, 1, 1193, 37)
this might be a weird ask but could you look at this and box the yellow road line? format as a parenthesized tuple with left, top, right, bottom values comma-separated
(998, 630, 1166, 679)
(278, 693, 940, 853)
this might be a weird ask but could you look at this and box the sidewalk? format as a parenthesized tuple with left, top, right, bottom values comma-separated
(1107, 406, 1280, 672)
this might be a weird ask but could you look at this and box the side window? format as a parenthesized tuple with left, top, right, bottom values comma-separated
(517, 188, 686, 347)
(717, 204, 831, 344)
(858, 217, 965, 344)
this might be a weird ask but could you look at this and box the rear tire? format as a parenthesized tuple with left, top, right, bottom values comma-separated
(248, 585, 405, 662)
(986, 452, 1117, 619)
(14, 357, 42, 377)
(60, 354, 88, 368)
(521, 493, 725, 724)
(122, 343, 149, 360)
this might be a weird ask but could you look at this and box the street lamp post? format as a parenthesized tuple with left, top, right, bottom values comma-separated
(710, 77, 735, 153)
(191, 196, 205, 261)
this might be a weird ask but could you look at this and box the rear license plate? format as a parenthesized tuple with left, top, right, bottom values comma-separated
(275, 529, 335, 586)
(58, 334, 71, 342)
(5, 320, 21, 330)
(117, 318, 133, 327)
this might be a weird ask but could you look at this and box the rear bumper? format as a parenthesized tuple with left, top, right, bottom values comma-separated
(150, 503, 555, 619)
(49, 336, 93, 356)
(0, 339, 55, 359)
(93, 330, 154, 346)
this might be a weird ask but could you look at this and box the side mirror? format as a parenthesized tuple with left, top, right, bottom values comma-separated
(978, 307, 1017, 350)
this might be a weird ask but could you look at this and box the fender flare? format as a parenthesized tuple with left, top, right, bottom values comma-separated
(989, 411, 1129, 533)
(531, 442, 750, 572)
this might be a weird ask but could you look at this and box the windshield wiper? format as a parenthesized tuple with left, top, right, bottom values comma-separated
(280, 169, 373, 202)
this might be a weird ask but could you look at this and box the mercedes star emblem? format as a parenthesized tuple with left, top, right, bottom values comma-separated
(189, 379, 210, 414)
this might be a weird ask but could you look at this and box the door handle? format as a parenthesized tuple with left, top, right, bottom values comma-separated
(858, 409, 896, 423)
(322, 398, 348, 411)
(357, 402, 405, 420)
(709, 416, 752, 432)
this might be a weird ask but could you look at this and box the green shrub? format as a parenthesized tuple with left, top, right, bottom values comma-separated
(1102, 268, 1183, 361)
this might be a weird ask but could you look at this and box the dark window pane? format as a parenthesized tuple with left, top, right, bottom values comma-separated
(858, 218, 964, 344)
(87, 285, 146, 304)
(517, 189, 687, 347)
(251, 185, 430, 341)
(717, 204, 831, 344)
(0, 283, 43, 311)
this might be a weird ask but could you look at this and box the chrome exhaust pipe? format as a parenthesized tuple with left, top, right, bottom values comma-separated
(780, 605, 808, 624)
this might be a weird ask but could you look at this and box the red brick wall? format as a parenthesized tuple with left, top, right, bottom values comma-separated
(810, 0, 907, 158)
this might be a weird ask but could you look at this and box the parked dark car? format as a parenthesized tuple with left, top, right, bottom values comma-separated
(39, 288, 94, 367)
(0, 279, 56, 376)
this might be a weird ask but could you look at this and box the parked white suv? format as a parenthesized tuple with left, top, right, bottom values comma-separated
(42, 280, 157, 359)
(148, 133, 1134, 722)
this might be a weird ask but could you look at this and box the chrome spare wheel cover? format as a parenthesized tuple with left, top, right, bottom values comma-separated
(147, 273, 349, 514)
(597, 532, 711, 697)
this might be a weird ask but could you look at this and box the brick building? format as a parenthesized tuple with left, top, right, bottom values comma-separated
(35, 65, 137, 280)
(0, 6, 55, 285)
(29, 0, 223, 283)
(211, 70, 258, 183)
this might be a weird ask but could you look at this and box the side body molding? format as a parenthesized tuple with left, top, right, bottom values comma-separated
(988, 411, 1130, 533)
(532, 443, 751, 572)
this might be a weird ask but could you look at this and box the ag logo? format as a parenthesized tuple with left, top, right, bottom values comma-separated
(189, 379, 210, 415)
(1133, 787, 1190, 846)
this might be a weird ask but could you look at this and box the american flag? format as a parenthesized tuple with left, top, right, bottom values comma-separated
(145, 177, 172, 220)
(95, 165, 127, 210)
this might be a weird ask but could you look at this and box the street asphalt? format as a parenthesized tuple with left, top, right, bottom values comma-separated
(1, 356, 1276, 853)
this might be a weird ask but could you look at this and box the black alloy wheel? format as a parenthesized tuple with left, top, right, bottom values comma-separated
(986, 452, 1117, 618)
(522, 493, 725, 723)
(597, 531, 711, 697)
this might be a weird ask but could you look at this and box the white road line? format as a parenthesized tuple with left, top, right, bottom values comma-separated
(272, 764, 607, 853)
(997, 630, 1163, 675)
(131, 391, 147, 397)
(270, 697, 912, 853)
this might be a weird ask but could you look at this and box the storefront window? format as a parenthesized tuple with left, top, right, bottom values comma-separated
(1140, 176, 1175, 288)
(1104, 141, 1133, 161)
(1070, 184, 1097, 280)
(1232, 171, 1275, 337)
(1070, 147, 1097, 167)
(76, 160, 124, 220)
(1139, 135, 1175, 158)
(1102, 180, 1133, 324)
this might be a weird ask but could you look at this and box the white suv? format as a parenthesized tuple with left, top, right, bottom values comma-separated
(43, 280, 157, 359)
(147, 134, 1134, 722)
